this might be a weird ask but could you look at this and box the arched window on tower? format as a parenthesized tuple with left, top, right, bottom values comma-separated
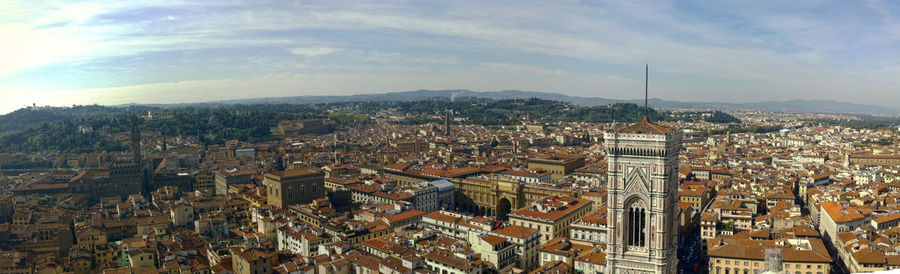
(626, 199, 647, 248)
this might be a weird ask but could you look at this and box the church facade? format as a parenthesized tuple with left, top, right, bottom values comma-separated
(604, 117, 682, 274)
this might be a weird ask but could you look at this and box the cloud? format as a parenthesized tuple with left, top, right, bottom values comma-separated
(288, 47, 343, 57)
(3, 0, 900, 110)
(480, 62, 565, 76)
(362, 52, 458, 65)
(867, 0, 900, 39)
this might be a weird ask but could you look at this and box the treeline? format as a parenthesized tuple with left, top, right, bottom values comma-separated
(708, 125, 783, 135)
(807, 116, 900, 130)
(0, 159, 54, 169)
(0, 121, 129, 153)
(0, 104, 374, 153)
(0, 97, 732, 153)
(387, 97, 665, 125)
(704, 111, 742, 123)
(140, 105, 371, 144)
(666, 110, 741, 124)
(0, 104, 139, 134)
(861, 139, 894, 146)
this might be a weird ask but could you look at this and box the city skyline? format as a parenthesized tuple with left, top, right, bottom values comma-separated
(3, 0, 900, 114)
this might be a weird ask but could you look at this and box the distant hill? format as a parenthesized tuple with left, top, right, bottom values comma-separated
(4, 90, 896, 135)
(202, 89, 900, 115)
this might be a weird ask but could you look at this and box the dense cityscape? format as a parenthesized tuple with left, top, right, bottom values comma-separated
(5, 1, 900, 274)
(1, 100, 899, 274)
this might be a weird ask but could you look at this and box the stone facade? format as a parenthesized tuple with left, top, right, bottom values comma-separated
(604, 118, 681, 274)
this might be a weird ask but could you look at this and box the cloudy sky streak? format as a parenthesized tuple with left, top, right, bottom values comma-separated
(2, 0, 900, 113)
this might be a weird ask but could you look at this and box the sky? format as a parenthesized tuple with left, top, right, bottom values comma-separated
(2, 0, 900, 114)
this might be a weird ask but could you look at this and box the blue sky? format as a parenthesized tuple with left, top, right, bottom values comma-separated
(2, 0, 900, 114)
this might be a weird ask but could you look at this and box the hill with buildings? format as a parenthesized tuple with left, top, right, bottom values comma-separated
(0, 98, 740, 153)
(208, 89, 900, 115)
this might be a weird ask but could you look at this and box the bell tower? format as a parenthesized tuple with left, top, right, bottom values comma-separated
(604, 65, 681, 274)
(605, 117, 681, 273)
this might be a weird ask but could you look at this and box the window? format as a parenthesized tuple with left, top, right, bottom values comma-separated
(626, 201, 647, 247)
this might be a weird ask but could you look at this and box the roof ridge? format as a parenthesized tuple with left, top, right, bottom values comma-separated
(615, 116, 672, 134)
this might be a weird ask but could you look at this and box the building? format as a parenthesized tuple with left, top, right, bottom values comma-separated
(127, 248, 156, 269)
(421, 210, 542, 271)
(872, 214, 900, 230)
(707, 237, 831, 274)
(151, 169, 193, 193)
(494, 225, 541, 272)
(68, 163, 145, 199)
(604, 117, 681, 273)
(263, 168, 326, 208)
(277, 227, 331, 257)
(215, 169, 254, 196)
(508, 196, 593, 244)
(452, 176, 525, 220)
(192, 169, 215, 193)
(818, 201, 870, 247)
(531, 260, 571, 274)
(527, 154, 586, 182)
(409, 179, 455, 213)
(169, 202, 194, 228)
(538, 237, 593, 267)
(423, 249, 488, 274)
(848, 154, 900, 167)
(395, 141, 429, 156)
(130, 115, 142, 164)
(679, 184, 710, 210)
(569, 208, 608, 247)
(574, 248, 607, 274)
(277, 119, 334, 136)
(469, 232, 517, 273)
(231, 247, 275, 274)
(500, 169, 552, 184)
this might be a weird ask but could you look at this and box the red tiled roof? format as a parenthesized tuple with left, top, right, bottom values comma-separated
(616, 116, 672, 134)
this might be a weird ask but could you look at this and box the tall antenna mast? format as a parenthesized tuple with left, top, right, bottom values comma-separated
(645, 64, 649, 118)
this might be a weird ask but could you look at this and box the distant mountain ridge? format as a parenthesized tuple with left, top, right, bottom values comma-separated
(194, 89, 899, 115)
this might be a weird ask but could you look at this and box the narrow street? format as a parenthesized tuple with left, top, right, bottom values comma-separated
(678, 227, 707, 274)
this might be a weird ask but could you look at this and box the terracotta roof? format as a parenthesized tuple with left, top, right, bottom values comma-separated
(424, 250, 482, 271)
(538, 237, 593, 257)
(423, 211, 460, 224)
(267, 167, 321, 179)
(494, 225, 539, 239)
(509, 196, 592, 223)
(886, 255, 900, 266)
(707, 238, 831, 263)
(481, 235, 507, 246)
(852, 248, 886, 265)
(821, 201, 865, 223)
(616, 116, 672, 134)
(531, 260, 570, 274)
(575, 248, 606, 265)
(873, 214, 900, 224)
(386, 210, 426, 223)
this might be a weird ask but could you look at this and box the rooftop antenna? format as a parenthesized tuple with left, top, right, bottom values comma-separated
(645, 64, 649, 118)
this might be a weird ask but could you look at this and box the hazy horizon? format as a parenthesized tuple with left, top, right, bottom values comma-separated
(3, 1, 900, 114)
